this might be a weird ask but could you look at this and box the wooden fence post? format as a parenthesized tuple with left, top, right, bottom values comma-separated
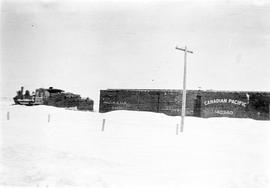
(102, 119, 106, 131)
(48, 114, 50, 123)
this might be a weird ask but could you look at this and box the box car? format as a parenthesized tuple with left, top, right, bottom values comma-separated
(99, 89, 270, 120)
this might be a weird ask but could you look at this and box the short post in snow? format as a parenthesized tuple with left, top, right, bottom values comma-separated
(101, 119, 106, 131)
(48, 114, 50, 123)
(7, 112, 10, 120)
(176, 123, 179, 135)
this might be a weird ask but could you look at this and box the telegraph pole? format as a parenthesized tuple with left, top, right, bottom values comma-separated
(176, 46, 193, 133)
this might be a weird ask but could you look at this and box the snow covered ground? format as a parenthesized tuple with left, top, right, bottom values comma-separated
(1, 98, 270, 188)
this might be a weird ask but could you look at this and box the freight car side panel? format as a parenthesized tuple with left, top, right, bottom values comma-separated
(99, 89, 270, 120)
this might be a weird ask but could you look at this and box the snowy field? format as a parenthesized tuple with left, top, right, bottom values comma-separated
(1, 98, 270, 188)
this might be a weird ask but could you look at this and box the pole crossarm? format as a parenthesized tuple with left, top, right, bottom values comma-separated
(175, 46, 194, 54)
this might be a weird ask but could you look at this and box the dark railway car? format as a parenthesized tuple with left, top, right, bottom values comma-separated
(99, 89, 270, 120)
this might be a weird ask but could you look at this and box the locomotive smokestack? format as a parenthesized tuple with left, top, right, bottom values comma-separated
(21, 86, 24, 94)
(20, 86, 24, 99)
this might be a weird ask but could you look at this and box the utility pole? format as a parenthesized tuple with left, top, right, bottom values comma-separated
(175, 46, 193, 133)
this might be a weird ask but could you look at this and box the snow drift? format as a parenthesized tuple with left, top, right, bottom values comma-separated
(1, 98, 270, 188)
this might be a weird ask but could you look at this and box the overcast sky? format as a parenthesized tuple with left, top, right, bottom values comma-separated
(1, 0, 270, 100)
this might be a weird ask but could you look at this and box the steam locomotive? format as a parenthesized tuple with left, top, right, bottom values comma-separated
(13, 87, 94, 111)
